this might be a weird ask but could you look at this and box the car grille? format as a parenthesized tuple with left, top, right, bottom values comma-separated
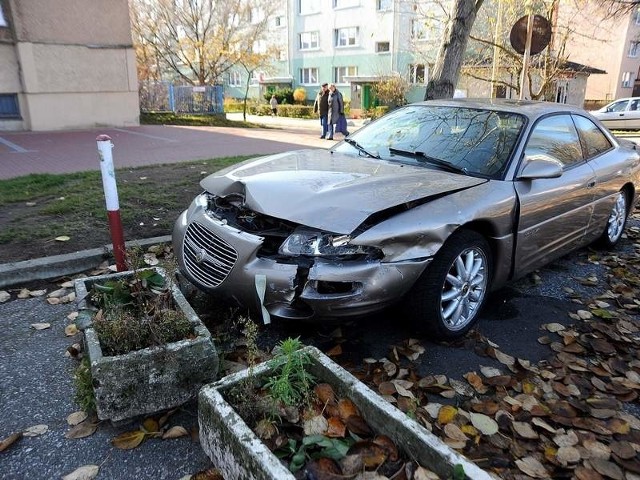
(183, 222, 238, 288)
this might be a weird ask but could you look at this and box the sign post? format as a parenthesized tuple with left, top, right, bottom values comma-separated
(96, 135, 127, 272)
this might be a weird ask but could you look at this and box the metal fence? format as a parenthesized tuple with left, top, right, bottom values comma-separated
(139, 81, 224, 114)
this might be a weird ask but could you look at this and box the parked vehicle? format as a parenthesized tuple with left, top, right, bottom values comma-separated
(591, 97, 640, 129)
(173, 99, 640, 338)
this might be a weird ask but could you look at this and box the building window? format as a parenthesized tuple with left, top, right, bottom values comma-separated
(622, 71, 633, 88)
(274, 16, 284, 27)
(333, 0, 359, 8)
(0, 4, 6, 27)
(376, 42, 390, 53)
(228, 72, 242, 87)
(299, 0, 319, 15)
(636, 7, 640, 25)
(0, 94, 19, 118)
(377, 0, 392, 11)
(334, 66, 357, 83)
(334, 27, 359, 47)
(299, 31, 319, 50)
(409, 64, 427, 84)
(300, 67, 319, 85)
(630, 42, 640, 58)
(411, 19, 427, 40)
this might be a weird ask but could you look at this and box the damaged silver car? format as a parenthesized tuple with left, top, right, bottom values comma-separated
(173, 99, 640, 338)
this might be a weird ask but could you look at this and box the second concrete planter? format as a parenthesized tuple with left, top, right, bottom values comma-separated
(199, 345, 491, 480)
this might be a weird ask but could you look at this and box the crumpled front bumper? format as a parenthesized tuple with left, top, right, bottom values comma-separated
(173, 208, 430, 322)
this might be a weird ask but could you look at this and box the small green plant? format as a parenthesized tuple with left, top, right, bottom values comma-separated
(74, 357, 96, 414)
(263, 337, 314, 407)
(89, 251, 193, 356)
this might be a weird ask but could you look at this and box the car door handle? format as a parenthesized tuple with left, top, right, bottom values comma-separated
(587, 180, 596, 188)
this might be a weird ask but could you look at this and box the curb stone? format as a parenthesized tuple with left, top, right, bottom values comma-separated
(0, 235, 171, 289)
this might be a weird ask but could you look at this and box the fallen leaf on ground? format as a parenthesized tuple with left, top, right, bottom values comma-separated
(0, 291, 10, 303)
(112, 430, 146, 450)
(65, 422, 98, 439)
(65, 324, 79, 336)
(0, 432, 22, 452)
(162, 426, 189, 439)
(55, 236, 71, 242)
(515, 456, 550, 478)
(61, 465, 99, 480)
(30, 323, 51, 330)
(66, 411, 88, 426)
(23, 424, 48, 437)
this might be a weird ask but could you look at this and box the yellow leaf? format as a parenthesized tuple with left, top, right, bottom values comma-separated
(65, 324, 79, 336)
(522, 380, 536, 394)
(437, 405, 457, 425)
(111, 430, 146, 450)
(141, 418, 159, 434)
(55, 235, 71, 242)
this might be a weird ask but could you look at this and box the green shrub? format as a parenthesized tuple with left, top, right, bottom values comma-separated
(363, 106, 389, 119)
(264, 88, 294, 105)
(277, 104, 315, 118)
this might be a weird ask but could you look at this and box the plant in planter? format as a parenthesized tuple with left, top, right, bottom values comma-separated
(74, 262, 219, 422)
(199, 342, 491, 480)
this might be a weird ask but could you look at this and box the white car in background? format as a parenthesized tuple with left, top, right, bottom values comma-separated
(591, 97, 640, 129)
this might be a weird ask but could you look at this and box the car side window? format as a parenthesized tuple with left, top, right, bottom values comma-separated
(609, 100, 629, 112)
(572, 115, 613, 159)
(524, 114, 583, 168)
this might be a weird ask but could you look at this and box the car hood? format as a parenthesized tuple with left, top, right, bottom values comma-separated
(200, 149, 488, 233)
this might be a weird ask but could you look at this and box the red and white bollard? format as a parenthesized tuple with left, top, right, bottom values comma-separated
(96, 135, 127, 272)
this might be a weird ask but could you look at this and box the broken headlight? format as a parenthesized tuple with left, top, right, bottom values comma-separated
(279, 231, 378, 257)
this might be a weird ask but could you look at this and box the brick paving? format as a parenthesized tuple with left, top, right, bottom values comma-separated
(0, 115, 353, 179)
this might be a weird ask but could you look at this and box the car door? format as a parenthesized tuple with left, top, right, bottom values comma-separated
(598, 99, 631, 129)
(513, 114, 597, 277)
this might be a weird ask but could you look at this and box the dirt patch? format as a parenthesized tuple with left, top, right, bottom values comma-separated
(0, 162, 215, 264)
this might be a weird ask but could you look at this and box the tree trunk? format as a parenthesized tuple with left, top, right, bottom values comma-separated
(424, 0, 482, 100)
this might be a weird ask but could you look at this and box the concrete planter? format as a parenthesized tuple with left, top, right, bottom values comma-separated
(199, 346, 491, 480)
(75, 267, 219, 422)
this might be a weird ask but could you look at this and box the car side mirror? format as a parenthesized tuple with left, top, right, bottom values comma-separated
(518, 154, 563, 180)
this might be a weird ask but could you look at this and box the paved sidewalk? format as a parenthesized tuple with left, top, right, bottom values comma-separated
(0, 114, 363, 180)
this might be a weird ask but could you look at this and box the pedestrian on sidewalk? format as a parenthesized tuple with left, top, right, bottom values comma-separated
(270, 94, 278, 116)
(313, 83, 329, 139)
(327, 83, 348, 140)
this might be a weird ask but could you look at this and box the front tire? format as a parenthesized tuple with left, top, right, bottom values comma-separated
(405, 230, 491, 339)
(596, 190, 628, 249)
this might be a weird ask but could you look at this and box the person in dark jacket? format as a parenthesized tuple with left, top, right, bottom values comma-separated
(313, 83, 329, 139)
(327, 83, 348, 140)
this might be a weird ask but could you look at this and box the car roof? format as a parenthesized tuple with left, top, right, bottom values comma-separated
(411, 98, 588, 120)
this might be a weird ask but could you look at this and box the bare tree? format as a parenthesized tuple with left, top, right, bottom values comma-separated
(130, 0, 277, 86)
(424, 0, 486, 99)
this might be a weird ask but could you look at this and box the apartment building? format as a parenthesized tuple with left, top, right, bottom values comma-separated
(226, 0, 435, 108)
(0, 0, 139, 131)
(560, 1, 640, 103)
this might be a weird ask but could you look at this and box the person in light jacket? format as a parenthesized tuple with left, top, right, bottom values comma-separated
(270, 94, 278, 116)
(327, 83, 348, 140)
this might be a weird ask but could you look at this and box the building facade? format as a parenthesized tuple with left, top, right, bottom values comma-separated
(225, 0, 435, 107)
(560, 1, 640, 103)
(0, 0, 139, 131)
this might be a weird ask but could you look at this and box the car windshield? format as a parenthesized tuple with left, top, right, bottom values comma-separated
(334, 105, 526, 178)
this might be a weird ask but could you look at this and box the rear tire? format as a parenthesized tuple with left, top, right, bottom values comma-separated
(405, 230, 491, 339)
(596, 190, 628, 249)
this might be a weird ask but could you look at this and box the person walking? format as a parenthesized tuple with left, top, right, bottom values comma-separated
(270, 94, 278, 116)
(313, 83, 330, 139)
(327, 83, 348, 140)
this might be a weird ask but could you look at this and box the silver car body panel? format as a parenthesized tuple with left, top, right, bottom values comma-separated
(200, 150, 487, 234)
